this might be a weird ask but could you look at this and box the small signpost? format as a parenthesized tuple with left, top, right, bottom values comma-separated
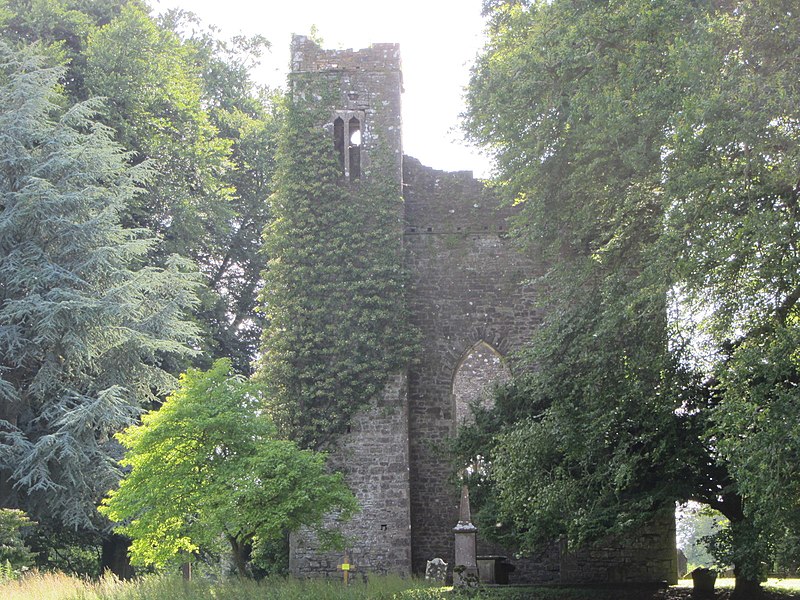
(338, 551, 355, 585)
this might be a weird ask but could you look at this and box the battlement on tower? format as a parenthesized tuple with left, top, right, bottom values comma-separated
(291, 35, 401, 75)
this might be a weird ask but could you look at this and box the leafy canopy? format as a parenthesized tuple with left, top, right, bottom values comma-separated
(99, 359, 357, 572)
(0, 1, 280, 373)
(462, 0, 800, 592)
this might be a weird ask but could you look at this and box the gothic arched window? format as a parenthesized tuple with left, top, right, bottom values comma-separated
(333, 117, 345, 175)
(452, 341, 510, 427)
(348, 116, 361, 181)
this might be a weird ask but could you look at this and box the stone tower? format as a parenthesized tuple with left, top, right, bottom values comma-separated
(287, 35, 677, 585)
(287, 35, 412, 577)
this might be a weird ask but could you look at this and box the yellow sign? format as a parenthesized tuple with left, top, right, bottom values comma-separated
(338, 552, 355, 585)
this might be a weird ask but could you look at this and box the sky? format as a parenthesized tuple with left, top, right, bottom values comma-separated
(151, 0, 493, 177)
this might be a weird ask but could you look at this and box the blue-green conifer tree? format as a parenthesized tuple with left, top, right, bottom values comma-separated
(0, 43, 199, 532)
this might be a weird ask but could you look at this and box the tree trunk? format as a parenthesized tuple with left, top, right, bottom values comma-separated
(729, 510, 764, 599)
(227, 535, 252, 578)
(711, 493, 765, 599)
(732, 571, 763, 599)
(100, 534, 135, 579)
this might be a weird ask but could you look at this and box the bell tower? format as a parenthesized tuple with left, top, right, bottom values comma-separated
(289, 35, 403, 188)
(287, 35, 412, 578)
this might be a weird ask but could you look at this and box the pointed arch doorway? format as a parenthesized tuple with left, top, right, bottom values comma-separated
(452, 341, 511, 427)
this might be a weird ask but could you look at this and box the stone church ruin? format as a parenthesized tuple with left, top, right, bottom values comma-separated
(286, 35, 677, 585)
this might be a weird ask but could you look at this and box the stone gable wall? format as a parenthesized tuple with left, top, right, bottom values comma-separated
(402, 157, 544, 575)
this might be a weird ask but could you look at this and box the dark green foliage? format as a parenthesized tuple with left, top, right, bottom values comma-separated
(0, 42, 199, 531)
(26, 522, 102, 576)
(662, 3, 800, 573)
(185, 29, 278, 373)
(82, 4, 233, 256)
(257, 81, 416, 449)
(0, 508, 35, 575)
(0, 2, 279, 574)
(773, 533, 800, 577)
(0, 1, 279, 373)
(0, 0, 146, 100)
(463, 0, 800, 595)
(462, 0, 703, 545)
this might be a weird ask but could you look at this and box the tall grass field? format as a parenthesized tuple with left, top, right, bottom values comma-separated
(1, 572, 446, 600)
(6, 572, 800, 600)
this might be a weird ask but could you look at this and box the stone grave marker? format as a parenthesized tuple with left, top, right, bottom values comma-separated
(425, 557, 448, 583)
(453, 484, 479, 587)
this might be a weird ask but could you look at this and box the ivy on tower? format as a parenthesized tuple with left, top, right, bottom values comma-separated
(256, 72, 415, 450)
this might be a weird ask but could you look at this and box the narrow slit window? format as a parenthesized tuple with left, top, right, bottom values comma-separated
(349, 116, 361, 181)
(333, 117, 345, 176)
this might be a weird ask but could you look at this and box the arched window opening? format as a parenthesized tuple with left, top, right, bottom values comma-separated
(452, 341, 510, 428)
(333, 117, 345, 176)
(348, 116, 361, 181)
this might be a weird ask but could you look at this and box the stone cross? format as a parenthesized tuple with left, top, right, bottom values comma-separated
(338, 551, 355, 585)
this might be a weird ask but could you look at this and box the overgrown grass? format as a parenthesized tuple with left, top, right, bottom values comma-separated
(0, 572, 447, 600)
(7, 573, 800, 600)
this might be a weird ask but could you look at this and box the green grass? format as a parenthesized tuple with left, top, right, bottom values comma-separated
(0, 572, 447, 600)
(6, 573, 800, 600)
(675, 577, 800, 591)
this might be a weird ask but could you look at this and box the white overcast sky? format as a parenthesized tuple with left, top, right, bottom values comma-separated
(151, 0, 492, 177)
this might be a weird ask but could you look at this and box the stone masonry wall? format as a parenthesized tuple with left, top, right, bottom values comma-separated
(290, 35, 403, 186)
(287, 35, 410, 579)
(559, 512, 678, 585)
(403, 157, 544, 577)
(402, 156, 677, 585)
(289, 374, 412, 578)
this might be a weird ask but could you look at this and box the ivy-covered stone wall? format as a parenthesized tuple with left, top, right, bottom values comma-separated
(278, 36, 413, 578)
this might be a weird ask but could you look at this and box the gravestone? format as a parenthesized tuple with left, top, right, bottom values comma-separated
(453, 484, 479, 586)
(477, 555, 516, 584)
(691, 567, 716, 598)
(425, 557, 448, 583)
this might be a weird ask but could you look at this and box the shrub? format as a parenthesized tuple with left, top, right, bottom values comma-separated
(0, 509, 36, 580)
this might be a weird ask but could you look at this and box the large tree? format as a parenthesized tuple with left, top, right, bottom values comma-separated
(0, 42, 199, 532)
(177, 20, 277, 373)
(0, 1, 278, 372)
(99, 359, 357, 577)
(0, 1, 278, 572)
(462, 0, 800, 596)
